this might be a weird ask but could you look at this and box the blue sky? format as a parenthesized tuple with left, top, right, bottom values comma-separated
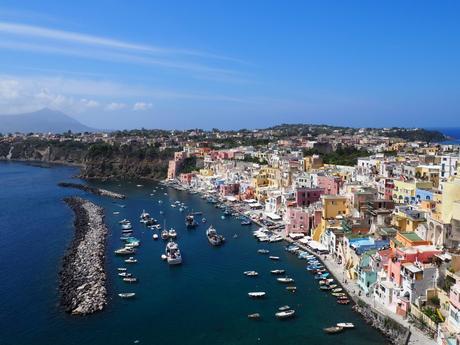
(0, 1, 459, 130)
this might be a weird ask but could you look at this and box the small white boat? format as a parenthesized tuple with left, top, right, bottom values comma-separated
(123, 277, 138, 283)
(270, 269, 285, 275)
(153, 234, 159, 240)
(161, 254, 167, 260)
(124, 257, 138, 263)
(248, 292, 266, 298)
(118, 292, 136, 298)
(117, 267, 127, 272)
(275, 309, 295, 319)
(118, 272, 132, 277)
(277, 277, 294, 283)
(136, 184, 143, 187)
(243, 271, 259, 277)
(269, 256, 280, 261)
(336, 323, 355, 329)
(278, 305, 290, 311)
(114, 247, 135, 255)
(258, 249, 269, 254)
(269, 235, 283, 242)
(168, 229, 177, 238)
(113, 211, 120, 215)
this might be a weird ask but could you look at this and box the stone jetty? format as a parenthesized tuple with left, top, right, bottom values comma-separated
(60, 197, 108, 315)
(58, 182, 126, 199)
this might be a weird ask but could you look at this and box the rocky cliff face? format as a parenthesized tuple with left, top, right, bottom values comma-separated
(0, 139, 173, 180)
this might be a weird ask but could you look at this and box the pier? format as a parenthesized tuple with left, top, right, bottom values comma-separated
(60, 197, 108, 315)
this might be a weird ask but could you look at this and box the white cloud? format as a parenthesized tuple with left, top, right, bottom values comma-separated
(133, 102, 153, 111)
(105, 102, 126, 111)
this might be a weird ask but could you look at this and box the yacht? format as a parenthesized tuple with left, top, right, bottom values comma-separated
(206, 225, 225, 246)
(165, 241, 182, 265)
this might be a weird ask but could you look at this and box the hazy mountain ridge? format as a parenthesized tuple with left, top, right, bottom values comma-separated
(0, 108, 94, 134)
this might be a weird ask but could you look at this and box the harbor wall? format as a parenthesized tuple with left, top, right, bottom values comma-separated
(60, 197, 108, 315)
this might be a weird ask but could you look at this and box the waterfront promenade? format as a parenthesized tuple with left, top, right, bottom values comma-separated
(284, 237, 435, 345)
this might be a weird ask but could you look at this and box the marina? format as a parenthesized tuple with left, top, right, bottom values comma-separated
(0, 162, 388, 345)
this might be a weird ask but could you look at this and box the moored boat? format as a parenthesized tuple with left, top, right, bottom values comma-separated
(248, 292, 266, 298)
(278, 305, 290, 311)
(275, 309, 295, 319)
(277, 277, 294, 283)
(118, 292, 136, 299)
(124, 257, 138, 263)
(243, 271, 258, 277)
(337, 322, 354, 329)
(165, 241, 182, 265)
(248, 313, 261, 320)
(324, 326, 343, 334)
(270, 269, 285, 275)
(269, 256, 280, 260)
(206, 225, 225, 246)
(114, 247, 135, 255)
(258, 249, 270, 254)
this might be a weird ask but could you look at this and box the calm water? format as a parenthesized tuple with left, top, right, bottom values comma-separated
(0, 162, 388, 345)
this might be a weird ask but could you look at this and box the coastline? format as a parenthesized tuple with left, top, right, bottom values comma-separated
(60, 197, 108, 315)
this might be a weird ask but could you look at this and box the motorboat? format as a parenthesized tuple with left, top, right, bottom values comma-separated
(243, 271, 258, 277)
(270, 269, 285, 275)
(165, 241, 182, 265)
(161, 230, 169, 240)
(324, 326, 343, 334)
(123, 277, 138, 283)
(121, 223, 132, 230)
(278, 306, 291, 311)
(269, 235, 283, 243)
(118, 272, 132, 277)
(258, 236, 270, 242)
(153, 234, 159, 240)
(332, 288, 343, 293)
(202, 217, 207, 223)
(168, 229, 177, 239)
(124, 257, 138, 263)
(114, 247, 135, 255)
(206, 225, 225, 246)
(337, 299, 350, 305)
(113, 211, 120, 215)
(269, 256, 280, 261)
(185, 214, 198, 228)
(275, 309, 295, 319)
(336, 323, 354, 329)
(241, 219, 252, 226)
(117, 267, 127, 272)
(118, 293, 136, 299)
(277, 277, 294, 283)
(286, 286, 297, 292)
(248, 313, 261, 320)
(248, 292, 266, 298)
(139, 210, 151, 223)
(119, 219, 130, 224)
(257, 249, 270, 254)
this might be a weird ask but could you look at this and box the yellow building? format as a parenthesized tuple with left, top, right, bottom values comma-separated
(392, 207, 427, 232)
(312, 195, 349, 241)
(416, 165, 440, 188)
(303, 155, 323, 171)
(393, 180, 433, 203)
(441, 167, 460, 225)
(199, 169, 214, 176)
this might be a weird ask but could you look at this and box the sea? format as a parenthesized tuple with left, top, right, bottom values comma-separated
(432, 127, 460, 145)
(0, 162, 388, 345)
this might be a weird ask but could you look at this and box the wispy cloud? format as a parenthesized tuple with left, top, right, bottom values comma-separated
(133, 102, 153, 111)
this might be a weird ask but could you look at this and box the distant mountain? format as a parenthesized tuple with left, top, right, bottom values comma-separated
(0, 108, 94, 134)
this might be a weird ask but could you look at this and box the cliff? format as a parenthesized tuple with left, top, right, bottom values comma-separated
(0, 139, 174, 180)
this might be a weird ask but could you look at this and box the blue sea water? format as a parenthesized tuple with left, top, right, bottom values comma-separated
(0, 162, 388, 345)
(430, 127, 460, 144)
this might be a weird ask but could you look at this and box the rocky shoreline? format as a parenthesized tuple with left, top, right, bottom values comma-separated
(60, 197, 108, 315)
(58, 182, 126, 199)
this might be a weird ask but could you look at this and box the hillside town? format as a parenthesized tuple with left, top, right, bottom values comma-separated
(166, 131, 460, 344)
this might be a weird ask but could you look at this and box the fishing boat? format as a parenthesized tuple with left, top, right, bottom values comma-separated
(248, 313, 261, 320)
(123, 277, 138, 283)
(185, 214, 198, 228)
(168, 229, 177, 239)
(206, 225, 225, 246)
(243, 271, 258, 277)
(337, 323, 354, 329)
(275, 309, 295, 319)
(277, 277, 294, 283)
(118, 293, 136, 299)
(165, 241, 182, 265)
(278, 305, 291, 311)
(258, 249, 270, 254)
(114, 247, 135, 255)
(248, 292, 266, 298)
(161, 230, 169, 240)
(124, 257, 138, 263)
(269, 256, 280, 261)
(323, 326, 343, 334)
(270, 269, 285, 275)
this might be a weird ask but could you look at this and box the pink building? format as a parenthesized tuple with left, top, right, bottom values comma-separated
(219, 183, 240, 196)
(167, 151, 187, 179)
(317, 175, 343, 195)
(179, 173, 194, 185)
(295, 187, 324, 207)
(284, 207, 321, 236)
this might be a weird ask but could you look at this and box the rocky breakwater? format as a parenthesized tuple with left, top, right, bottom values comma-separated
(60, 197, 108, 315)
(58, 182, 126, 199)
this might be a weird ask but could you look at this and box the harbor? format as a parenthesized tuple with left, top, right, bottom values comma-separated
(0, 162, 388, 345)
